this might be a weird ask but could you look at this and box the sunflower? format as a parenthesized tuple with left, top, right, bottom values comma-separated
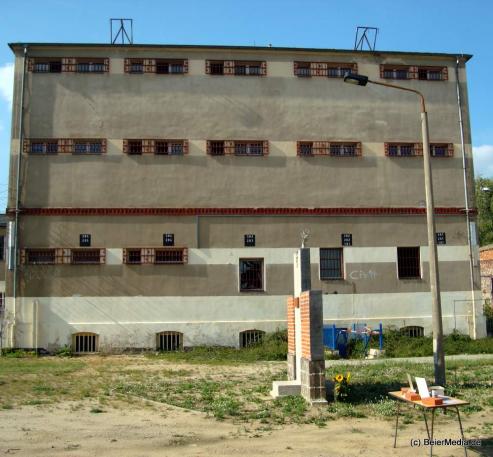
(335, 374, 344, 383)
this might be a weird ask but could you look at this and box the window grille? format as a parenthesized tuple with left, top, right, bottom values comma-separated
(76, 60, 105, 73)
(400, 326, 424, 338)
(234, 142, 263, 156)
(297, 141, 361, 157)
(79, 234, 91, 247)
(436, 232, 446, 245)
(73, 332, 99, 353)
(128, 140, 143, 154)
(26, 249, 56, 265)
(418, 67, 447, 81)
(206, 60, 266, 76)
(294, 61, 357, 77)
(207, 140, 268, 156)
(320, 248, 343, 279)
(341, 234, 352, 246)
(244, 234, 256, 247)
(154, 248, 186, 264)
(239, 258, 263, 291)
(74, 140, 103, 154)
(385, 143, 423, 157)
(430, 143, 454, 157)
(156, 331, 183, 351)
(25, 139, 106, 154)
(126, 249, 142, 264)
(33, 60, 62, 73)
(163, 233, 175, 246)
(209, 61, 224, 75)
(208, 141, 225, 155)
(397, 247, 421, 279)
(29, 141, 60, 154)
(155, 141, 184, 155)
(234, 62, 262, 76)
(71, 249, 103, 265)
(239, 330, 265, 348)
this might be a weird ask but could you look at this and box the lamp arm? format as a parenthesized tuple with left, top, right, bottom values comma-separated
(368, 79, 426, 112)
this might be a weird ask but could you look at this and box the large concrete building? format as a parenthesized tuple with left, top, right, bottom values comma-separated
(2, 42, 486, 353)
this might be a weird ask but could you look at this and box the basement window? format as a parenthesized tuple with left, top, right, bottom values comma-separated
(71, 249, 103, 265)
(400, 326, 424, 338)
(239, 329, 265, 348)
(26, 249, 56, 265)
(73, 332, 99, 353)
(239, 258, 264, 291)
(320, 248, 343, 280)
(397, 247, 421, 279)
(156, 331, 183, 351)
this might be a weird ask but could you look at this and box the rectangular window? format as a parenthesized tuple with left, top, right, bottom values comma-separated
(297, 141, 361, 156)
(430, 143, 453, 157)
(156, 60, 185, 74)
(208, 141, 225, 156)
(154, 248, 186, 264)
(163, 234, 175, 246)
(418, 67, 447, 81)
(385, 143, 422, 157)
(234, 141, 263, 156)
(239, 258, 264, 291)
(79, 234, 91, 247)
(209, 61, 224, 75)
(74, 140, 103, 154)
(234, 61, 262, 76)
(76, 59, 106, 73)
(26, 249, 56, 265)
(244, 234, 256, 247)
(381, 65, 412, 80)
(298, 142, 313, 156)
(155, 141, 184, 155)
(329, 143, 358, 156)
(71, 249, 102, 265)
(33, 60, 62, 73)
(128, 140, 143, 154)
(397, 247, 421, 279)
(436, 232, 446, 245)
(126, 249, 142, 264)
(320, 248, 343, 279)
(294, 62, 357, 77)
(129, 59, 144, 73)
(206, 60, 266, 76)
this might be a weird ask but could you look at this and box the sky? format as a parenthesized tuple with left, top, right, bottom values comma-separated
(0, 0, 492, 210)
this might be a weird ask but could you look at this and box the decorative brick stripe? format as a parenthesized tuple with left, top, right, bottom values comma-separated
(13, 207, 475, 217)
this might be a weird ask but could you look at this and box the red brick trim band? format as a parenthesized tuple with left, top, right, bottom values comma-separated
(10, 207, 476, 217)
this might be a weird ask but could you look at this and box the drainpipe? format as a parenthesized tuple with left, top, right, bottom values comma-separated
(455, 56, 477, 338)
(11, 46, 28, 348)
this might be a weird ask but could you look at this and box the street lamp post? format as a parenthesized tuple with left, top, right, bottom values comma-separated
(344, 74, 446, 386)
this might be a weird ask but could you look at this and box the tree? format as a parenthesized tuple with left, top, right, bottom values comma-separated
(475, 177, 493, 246)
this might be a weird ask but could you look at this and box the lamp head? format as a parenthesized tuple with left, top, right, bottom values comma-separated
(343, 73, 369, 86)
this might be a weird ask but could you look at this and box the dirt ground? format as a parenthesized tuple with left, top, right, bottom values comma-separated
(0, 400, 488, 457)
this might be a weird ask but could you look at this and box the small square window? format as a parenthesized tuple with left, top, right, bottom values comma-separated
(341, 234, 352, 246)
(79, 234, 91, 247)
(436, 232, 446, 245)
(244, 234, 255, 247)
(163, 233, 174, 246)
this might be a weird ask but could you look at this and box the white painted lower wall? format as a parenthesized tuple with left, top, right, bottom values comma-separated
(3, 290, 486, 351)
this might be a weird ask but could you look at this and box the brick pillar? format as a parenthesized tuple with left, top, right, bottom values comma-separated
(287, 296, 298, 380)
(299, 290, 327, 404)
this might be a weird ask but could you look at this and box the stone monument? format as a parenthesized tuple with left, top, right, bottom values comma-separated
(271, 235, 327, 405)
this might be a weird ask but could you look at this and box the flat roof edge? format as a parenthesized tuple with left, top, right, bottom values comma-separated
(7, 42, 473, 61)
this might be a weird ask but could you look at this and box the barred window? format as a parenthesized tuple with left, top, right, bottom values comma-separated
(126, 249, 142, 264)
(156, 331, 183, 351)
(299, 142, 313, 156)
(341, 233, 352, 246)
(208, 141, 225, 155)
(209, 61, 224, 75)
(129, 59, 144, 73)
(30, 141, 59, 154)
(397, 247, 421, 279)
(155, 248, 185, 264)
(239, 258, 263, 291)
(74, 140, 103, 154)
(400, 326, 424, 338)
(235, 141, 263, 156)
(156, 60, 185, 74)
(430, 143, 453, 157)
(320, 248, 343, 280)
(297, 141, 361, 157)
(26, 249, 56, 265)
(386, 143, 422, 157)
(207, 60, 266, 76)
(33, 60, 62, 73)
(155, 141, 183, 155)
(239, 329, 265, 348)
(436, 232, 446, 245)
(329, 143, 357, 156)
(294, 62, 357, 77)
(71, 249, 102, 265)
(381, 65, 447, 81)
(234, 62, 262, 76)
(418, 67, 446, 81)
(76, 59, 106, 73)
(128, 140, 143, 154)
(79, 234, 91, 247)
(73, 332, 99, 353)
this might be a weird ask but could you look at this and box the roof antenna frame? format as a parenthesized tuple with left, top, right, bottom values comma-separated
(110, 18, 134, 45)
(354, 26, 378, 51)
